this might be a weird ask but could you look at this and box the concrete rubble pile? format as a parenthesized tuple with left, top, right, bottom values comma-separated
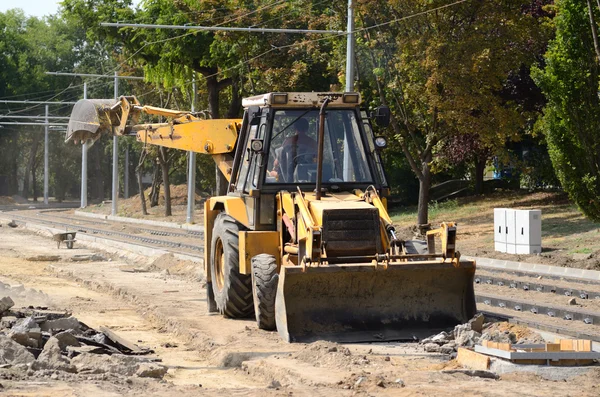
(419, 314, 543, 355)
(419, 314, 486, 355)
(0, 293, 168, 381)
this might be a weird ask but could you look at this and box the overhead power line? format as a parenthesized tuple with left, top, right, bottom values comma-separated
(101, 22, 343, 34)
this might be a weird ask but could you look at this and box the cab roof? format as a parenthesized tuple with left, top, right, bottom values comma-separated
(241, 92, 361, 108)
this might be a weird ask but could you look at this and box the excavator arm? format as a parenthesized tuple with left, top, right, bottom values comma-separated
(66, 95, 242, 182)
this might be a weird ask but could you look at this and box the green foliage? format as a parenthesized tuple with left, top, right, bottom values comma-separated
(532, 0, 600, 220)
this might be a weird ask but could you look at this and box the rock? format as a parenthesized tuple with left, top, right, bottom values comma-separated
(10, 332, 40, 349)
(355, 376, 367, 387)
(394, 379, 405, 387)
(0, 296, 14, 313)
(455, 330, 481, 347)
(327, 346, 338, 353)
(0, 316, 16, 329)
(441, 369, 499, 380)
(40, 316, 81, 333)
(424, 343, 441, 353)
(25, 255, 60, 262)
(266, 380, 282, 389)
(430, 331, 452, 345)
(71, 353, 142, 376)
(135, 363, 168, 379)
(54, 331, 80, 351)
(0, 335, 35, 365)
(573, 253, 592, 261)
(454, 323, 481, 347)
(31, 337, 76, 373)
(376, 378, 385, 387)
(11, 317, 38, 334)
(66, 345, 107, 358)
(568, 298, 577, 306)
(468, 314, 485, 333)
(440, 344, 456, 354)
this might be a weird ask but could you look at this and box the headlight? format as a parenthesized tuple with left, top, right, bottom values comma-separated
(251, 139, 264, 152)
(271, 93, 288, 104)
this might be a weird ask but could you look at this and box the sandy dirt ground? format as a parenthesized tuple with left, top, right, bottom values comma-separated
(0, 224, 599, 396)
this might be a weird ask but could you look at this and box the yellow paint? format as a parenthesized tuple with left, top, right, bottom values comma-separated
(238, 231, 280, 274)
(209, 196, 250, 228)
(136, 119, 240, 155)
(203, 200, 220, 281)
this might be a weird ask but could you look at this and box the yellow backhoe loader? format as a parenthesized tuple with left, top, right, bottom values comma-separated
(67, 92, 476, 343)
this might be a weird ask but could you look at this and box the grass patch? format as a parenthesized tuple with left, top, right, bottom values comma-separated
(390, 198, 480, 225)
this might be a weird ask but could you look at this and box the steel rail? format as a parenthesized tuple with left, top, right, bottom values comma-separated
(5, 213, 204, 254)
(480, 310, 600, 343)
(35, 211, 203, 238)
(475, 274, 600, 300)
(476, 293, 600, 325)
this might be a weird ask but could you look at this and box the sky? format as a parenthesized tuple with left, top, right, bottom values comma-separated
(0, 0, 63, 18)
(0, 0, 141, 18)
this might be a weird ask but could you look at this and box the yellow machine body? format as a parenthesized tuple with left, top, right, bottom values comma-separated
(67, 92, 476, 343)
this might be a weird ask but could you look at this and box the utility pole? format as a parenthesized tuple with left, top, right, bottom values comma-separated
(343, 0, 355, 180)
(346, 0, 355, 92)
(81, 82, 89, 208)
(44, 105, 49, 205)
(186, 77, 197, 224)
(112, 71, 119, 216)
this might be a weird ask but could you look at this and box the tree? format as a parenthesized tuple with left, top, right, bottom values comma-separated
(356, 0, 547, 226)
(532, 0, 600, 220)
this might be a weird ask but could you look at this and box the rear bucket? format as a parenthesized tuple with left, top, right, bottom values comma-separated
(66, 99, 116, 143)
(275, 261, 476, 343)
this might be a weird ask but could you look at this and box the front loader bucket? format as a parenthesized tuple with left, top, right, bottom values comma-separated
(66, 99, 116, 143)
(275, 260, 476, 343)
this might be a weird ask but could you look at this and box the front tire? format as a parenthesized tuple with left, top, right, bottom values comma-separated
(251, 254, 278, 330)
(210, 213, 253, 318)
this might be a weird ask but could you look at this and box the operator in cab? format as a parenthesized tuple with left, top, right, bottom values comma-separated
(268, 118, 317, 183)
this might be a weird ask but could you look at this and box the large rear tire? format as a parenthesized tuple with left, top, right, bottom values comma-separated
(251, 254, 278, 330)
(210, 213, 253, 318)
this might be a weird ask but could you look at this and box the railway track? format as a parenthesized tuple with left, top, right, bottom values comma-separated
(3, 209, 600, 342)
(1, 211, 204, 258)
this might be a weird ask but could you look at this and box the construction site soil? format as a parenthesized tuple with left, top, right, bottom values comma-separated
(0, 218, 599, 396)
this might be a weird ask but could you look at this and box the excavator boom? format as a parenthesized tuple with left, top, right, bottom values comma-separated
(66, 95, 241, 181)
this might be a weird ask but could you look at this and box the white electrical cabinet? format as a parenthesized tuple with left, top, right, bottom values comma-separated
(494, 208, 541, 254)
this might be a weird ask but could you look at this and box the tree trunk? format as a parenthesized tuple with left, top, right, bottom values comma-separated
(136, 149, 148, 216)
(587, 0, 600, 63)
(158, 147, 172, 216)
(150, 163, 161, 207)
(417, 157, 432, 228)
(225, 78, 242, 118)
(32, 152, 39, 202)
(206, 75, 220, 119)
(8, 132, 19, 195)
(474, 157, 486, 195)
(22, 134, 42, 199)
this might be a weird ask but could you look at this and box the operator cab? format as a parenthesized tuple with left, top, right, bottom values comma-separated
(230, 92, 389, 230)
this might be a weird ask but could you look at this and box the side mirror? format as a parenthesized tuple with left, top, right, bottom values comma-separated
(248, 106, 262, 125)
(371, 106, 391, 128)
